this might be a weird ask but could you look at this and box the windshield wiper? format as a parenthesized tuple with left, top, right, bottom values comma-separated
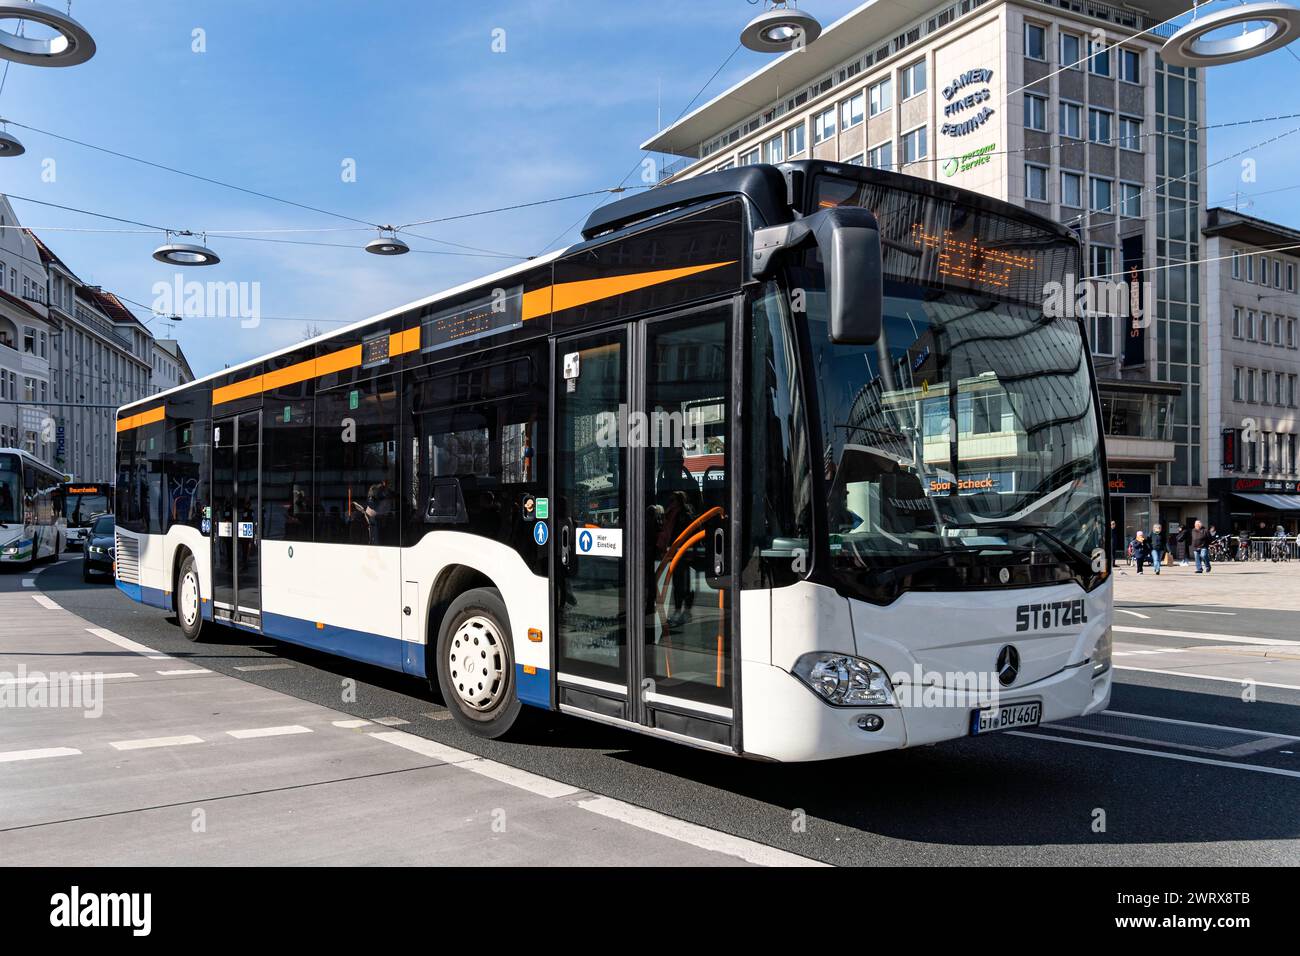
(947, 521, 1094, 572)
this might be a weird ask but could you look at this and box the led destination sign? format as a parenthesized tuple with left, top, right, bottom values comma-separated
(421, 285, 524, 354)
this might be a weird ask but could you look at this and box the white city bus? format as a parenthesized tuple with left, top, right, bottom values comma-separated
(0, 447, 67, 568)
(114, 161, 1113, 761)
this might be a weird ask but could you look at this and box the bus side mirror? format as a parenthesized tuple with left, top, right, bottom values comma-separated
(752, 207, 883, 346)
(814, 207, 883, 346)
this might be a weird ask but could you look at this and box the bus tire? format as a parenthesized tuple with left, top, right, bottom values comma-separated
(434, 588, 521, 738)
(176, 554, 205, 642)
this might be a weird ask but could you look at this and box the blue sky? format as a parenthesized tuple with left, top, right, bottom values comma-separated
(0, 0, 1296, 377)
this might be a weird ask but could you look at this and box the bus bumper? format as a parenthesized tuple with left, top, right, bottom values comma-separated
(740, 657, 1111, 763)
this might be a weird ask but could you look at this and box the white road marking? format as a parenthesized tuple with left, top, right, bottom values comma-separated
(1115, 608, 1150, 619)
(368, 729, 578, 796)
(331, 719, 370, 729)
(110, 735, 204, 751)
(370, 730, 476, 764)
(1117, 665, 1300, 691)
(85, 627, 170, 660)
(226, 725, 313, 739)
(0, 674, 46, 686)
(21, 578, 35, 588)
(31, 595, 60, 610)
(0, 747, 81, 763)
(373, 716, 409, 726)
(1011, 731, 1300, 779)
(233, 662, 294, 672)
(156, 668, 211, 676)
(1103, 709, 1300, 742)
(1168, 608, 1236, 616)
(1114, 625, 1298, 647)
(0, 672, 137, 685)
(578, 797, 827, 867)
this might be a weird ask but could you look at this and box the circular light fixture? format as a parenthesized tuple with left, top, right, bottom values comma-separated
(152, 239, 220, 266)
(1161, 2, 1300, 68)
(365, 233, 410, 256)
(0, 127, 24, 156)
(740, 2, 822, 53)
(0, 1, 96, 67)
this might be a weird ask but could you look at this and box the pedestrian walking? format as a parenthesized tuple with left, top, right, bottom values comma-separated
(1133, 530, 1152, 574)
(1109, 519, 1125, 566)
(1177, 523, 1191, 566)
(1191, 519, 1212, 573)
(1150, 523, 1165, 574)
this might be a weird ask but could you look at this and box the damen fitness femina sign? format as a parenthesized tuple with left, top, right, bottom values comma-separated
(941, 67, 995, 137)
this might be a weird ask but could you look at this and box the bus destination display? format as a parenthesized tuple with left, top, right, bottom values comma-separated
(421, 286, 523, 354)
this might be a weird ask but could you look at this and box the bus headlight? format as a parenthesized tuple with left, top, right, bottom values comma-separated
(792, 652, 896, 706)
(1092, 628, 1112, 678)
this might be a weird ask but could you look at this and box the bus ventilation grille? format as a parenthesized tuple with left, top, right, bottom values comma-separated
(114, 532, 140, 583)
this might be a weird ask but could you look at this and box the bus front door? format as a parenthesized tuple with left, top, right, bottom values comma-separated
(211, 411, 262, 627)
(553, 301, 736, 750)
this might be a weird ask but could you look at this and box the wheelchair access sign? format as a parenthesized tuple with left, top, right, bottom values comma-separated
(577, 527, 622, 557)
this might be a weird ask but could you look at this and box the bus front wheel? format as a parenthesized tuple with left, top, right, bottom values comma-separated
(176, 554, 205, 642)
(435, 588, 521, 738)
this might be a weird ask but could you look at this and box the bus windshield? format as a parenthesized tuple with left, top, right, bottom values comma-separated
(0, 469, 19, 523)
(64, 489, 110, 526)
(800, 176, 1105, 600)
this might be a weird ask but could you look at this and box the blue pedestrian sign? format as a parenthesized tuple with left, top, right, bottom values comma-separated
(533, 521, 548, 545)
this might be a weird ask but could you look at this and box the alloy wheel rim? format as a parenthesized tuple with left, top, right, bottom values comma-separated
(448, 615, 505, 711)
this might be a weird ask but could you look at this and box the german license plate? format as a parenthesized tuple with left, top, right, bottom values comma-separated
(970, 700, 1042, 735)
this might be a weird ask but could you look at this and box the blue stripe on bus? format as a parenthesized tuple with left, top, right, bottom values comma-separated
(261, 612, 406, 671)
(112, 582, 552, 711)
(515, 664, 550, 708)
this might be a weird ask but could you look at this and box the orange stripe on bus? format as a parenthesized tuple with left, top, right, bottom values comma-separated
(115, 405, 165, 432)
(548, 261, 734, 314)
(202, 262, 733, 407)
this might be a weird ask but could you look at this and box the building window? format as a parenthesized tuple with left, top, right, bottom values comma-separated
(1258, 254, 1268, 285)
(1024, 93, 1047, 131)
(1248, 369, 1257, 402)
(813, 107, 835, 144)
(1060, 33, 1082, 69)
(1264, 432, 1272, 471)
(1025, 163, 1048, 201)
(1275, 259, 1283, 289)
(1275, 315, 1284, 347)
(1120, 48, 1141, 83)
(1061, 171, 1083, 208)
(1088, 108, 1113, 144)
(1087, 38, 1112, 76)
(1089, 176, 1114, 213)
(738, 147, 759, 166)
(868, 77, 892, 116)
(1277, 372, 1286, 406)
(1289, 263, 1296, 292)
(1246, 254, 1255, 282)
(763, 133, 784, 164)
(1120, 182, 1142, 217)
(1247, 310, 1257, 340)
(1233, 366, 1243, 401)
(1025, 23, 1046, 61)
(23, 326, 35, 354)
(1231, 249, 1241, 278)
(900, 59, 926, 99)
(1291, 374, 1298, 406)
(867, 141, 893, 169)
(786, 123, 806, 157)
(1289, 317, 1297, 348)
(839, 91, 864, 130)
(901, 126, 927, 165)
(843, 153, 864, 165)
(1058, 101, 1082, 139)
(1118, 116, 1142, 151)
(1232, 307, 1242, 338)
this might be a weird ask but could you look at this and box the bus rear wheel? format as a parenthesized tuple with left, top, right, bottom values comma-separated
(435, 588, 521, 739)
(176, 554, 205, 642)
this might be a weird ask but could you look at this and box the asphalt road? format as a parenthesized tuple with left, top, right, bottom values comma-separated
(8, 556, 1299, 866)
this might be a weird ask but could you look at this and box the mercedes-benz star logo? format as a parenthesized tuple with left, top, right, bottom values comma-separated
(996, 645, 1020, 686)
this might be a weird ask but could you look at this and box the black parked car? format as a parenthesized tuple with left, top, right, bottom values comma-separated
(82, 513, 115, 582)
